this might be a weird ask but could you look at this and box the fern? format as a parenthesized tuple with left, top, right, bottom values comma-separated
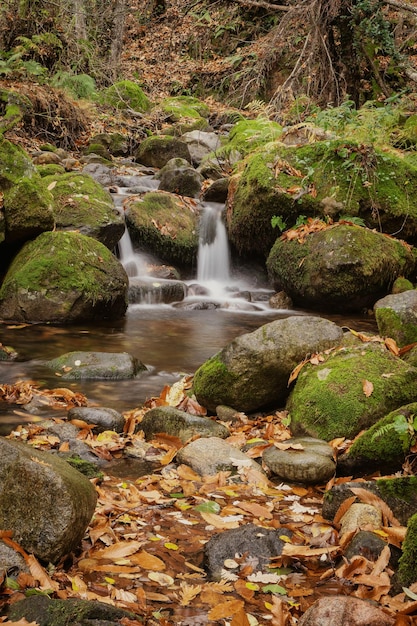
(51, 71, 96, 100)
(372, 413, 416, 448)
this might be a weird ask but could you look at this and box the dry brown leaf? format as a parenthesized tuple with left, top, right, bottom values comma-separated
(144, 591, 171, 602)
(350, 487, 401, 526)
(93, 540, 142, 559)
(281, 543, 340, 558)
(208, 599, 245, 620)
(334, 495, 357, 526)
(199, 511, 240, 529)
(235, 501, 273, 519)
(26, 554, 59, 591)
(362, 379, 374, 397)
(385, 337, 400, 356)
(179, 581, 202, 606)
(231, 607, 251, 626)
(130, 550, 166, 571)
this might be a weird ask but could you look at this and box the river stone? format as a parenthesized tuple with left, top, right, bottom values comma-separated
(0, 437, 97, 563)
(262, 437, 335, 484)
(0, 231, 128, 324)
(339, 503, 383, 535)
(322, 476, 417, 527)
(138, 406, 229, 443)
(204, 523, 292, 581)
(128, 277, 186, 305)
(176, 436, 263, 476)
(44, 171, 125, 250)
(374, 289, 417, 347)
(45, 350, 146, 380)
(298, 596, 395, 626)
(287, 342, 417, 441)
(8, 596, 136, 626)
(67, 406, 125, 433)
(156, 157, 204, 198)
(3, 176, 55, 244)
(181, 130, 221, 165)
(193, 316, 344, 413)
(267, 224, 417, 313)
(0, 540, 29, 575)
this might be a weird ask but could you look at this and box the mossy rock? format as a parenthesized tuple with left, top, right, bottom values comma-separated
(266, 224, 417, 313)
(398, 512, 417, 587)
(0, 231, 128, 323)
(86, 132, 129, 157)
(160, 96, 210, 134)
(374, 290, 417, 347)
(44, 172, 124, 249)
(0, 89, 32, 135)
(193, 316, 344, 413)
(392, 276, 414, 293)
(342, 403, 417, 473)
(3, 176, 55, 244)
(287, 343, 417, 441)
(135, 135, 191, 168)
(227, 139, 417, 257)
(36, 163, 66, 177)
(101, 79, 151, 112)
(217, 118, 282, 160)
(125, 190, 198, 267)
(0, 137, 37, 190)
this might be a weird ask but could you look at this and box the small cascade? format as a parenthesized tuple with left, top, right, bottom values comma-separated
(118, 228, 147, 278)
(197, 203, 230, 285)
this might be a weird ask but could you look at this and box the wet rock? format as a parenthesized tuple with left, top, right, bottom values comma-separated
(138, 406, 229, 443)
(201, 177, 229, 203)
(67, 406, 125, 433)
(215, 405, 244, 422)
(176, 436, 263, 476)
(128, 277, 186, 305)
(0, 232, 128, 324)
(339, 503, 382, 535)
(45, 350, 146, 380)
(193, 316, 343, 413)
(269, 290, 293, 309)
(262, 437, 335, 484)
(8, 596, 137, 626)
(374, 289, 417, 347)
(288, 343, 417, 441)
(297, 595, 395, 626)
(156, 157, 203, 198)
(3, 176, 55, 245)
(82, 162, 115, 186)
(174, 300, 220, 310)
(204, 523, 291, 581)
(0, 437, 97, 563)
(32, 150, 62, 165)
(344, 530, 395, 564)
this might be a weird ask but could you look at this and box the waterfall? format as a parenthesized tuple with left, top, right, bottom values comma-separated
(197, 203, 230, 284)
(118, 228, 147, 278)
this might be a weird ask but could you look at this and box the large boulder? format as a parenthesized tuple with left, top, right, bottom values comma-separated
(192, 316, 344, 413)
(156, 157, 203, 197)
(0, 438, 97, 563)
(267, 224, 417, 313)
(3, 177, 55, 245)
(0, 137, 37, 190)
(287, 343, 417, 441)
(125, 191, 198, 267)
(160, 96, 210, 134)
(227, 139, 417, 258)
(374, 289, 417, 347)
(44, 172, 124, 250)
(100, 79, 151, 113)
(45, 350, 146, 380)
(181, 130, 222, 166)
(135, 136, 191, 168)
(0, 231, 128, 323)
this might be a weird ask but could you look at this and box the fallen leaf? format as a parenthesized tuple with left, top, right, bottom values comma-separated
(208, 599, 245, 620)
(362, 379, 374, 397)
(130, 550, 165, 571)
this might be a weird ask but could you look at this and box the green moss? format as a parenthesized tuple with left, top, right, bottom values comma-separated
(0, 137, 36, 190)
(377, 475, 417, 503)
(126, 191, 198, 266)
(101, 80, 151, 112)
(161, 96, 210, 118)
(36, 164, 66, 177)
(192, 353, 240, 409)
(398, 513, 417, 587)
(220, 118, 283, 159)
(288, 344, 417, 441)
(392, 277, 414, 293)
(375, 307, 417, 347)
(64, 455, 103, 479)
(4, 177, 55, 236)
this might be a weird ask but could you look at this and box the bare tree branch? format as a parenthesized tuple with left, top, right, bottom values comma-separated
(231, 0, 292, 10)
(383, 0, 417, 17)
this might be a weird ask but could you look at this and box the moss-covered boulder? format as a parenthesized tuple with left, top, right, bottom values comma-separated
(135, 135, 191, 168)
(101, 79, 151, 112)
(46, 350, 146, 379)
(266, 224, 416, 313)
(193, 316, 344, 413)
(0, 138, 37, 190)
(85, 132, 129, 157)
(339, 403, 417, 474)
(374, 290, 417, 347)
(287, 343, 417, 441)
(125, 191, 198, 267)
(227, 139, 417, 258)
(217, 118, 282, 161)
(0, 231, 128, 323)
(44, 172, 124, 249)
(157, 157, 203, 197)
(160, 96, 210, 133)
(3, 177, 55, 244)
(398, 512, 417, 587)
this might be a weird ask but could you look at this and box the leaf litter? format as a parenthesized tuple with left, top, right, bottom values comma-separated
(0, 374, 415, 625)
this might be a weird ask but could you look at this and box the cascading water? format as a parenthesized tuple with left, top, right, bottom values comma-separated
(197, 202, 230, 296)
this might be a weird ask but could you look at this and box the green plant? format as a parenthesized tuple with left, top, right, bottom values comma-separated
(51, 71, 96, 100)
(372, 412, 417, 450)
(271, 215, 287, 232)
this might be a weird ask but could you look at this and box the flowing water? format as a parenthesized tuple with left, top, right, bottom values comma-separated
(0, 176, 377, 431)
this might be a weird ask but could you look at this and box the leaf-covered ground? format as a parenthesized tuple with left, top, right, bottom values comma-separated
(0, 373, 416, 626)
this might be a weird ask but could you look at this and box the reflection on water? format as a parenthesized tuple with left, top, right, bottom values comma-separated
(0, 305, 377, 419)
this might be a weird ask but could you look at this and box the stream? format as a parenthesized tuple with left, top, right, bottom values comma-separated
(0, 170, 377, 432)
